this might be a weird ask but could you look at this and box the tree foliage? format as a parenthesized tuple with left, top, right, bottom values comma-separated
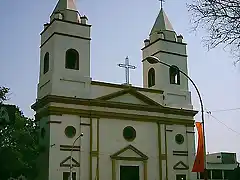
(0, 87, 39, 180)
(0, 86, 10, 103)
(229, 164, 240, 180)
(188, 0, 240, 61)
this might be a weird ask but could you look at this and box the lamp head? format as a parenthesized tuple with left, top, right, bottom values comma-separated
(146, 56, 159, 64)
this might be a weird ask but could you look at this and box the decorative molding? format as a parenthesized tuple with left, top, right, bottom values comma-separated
(173, 161, 189, 170)
(152, 49, 187, 58)
(96, 88, 162, 107)
(60, 148, 80, 152)
(157, 122, 162, 180)
(112, 157, 146, 161)
(39, 80, 50, 89)
(161, 154, 167, 160)
(60, 145, 80, 148)
(173, 151, 188, 156)
(34, 106, 195, 127)
(144, 161, 148, 180)
(46, 120, 61, 124)
(60, 156, 80, 167)
(80, 122, 90, 126)
(110, 145, 148, 161)
(91, 81, 163, 94)
(141, 37, 187, 51)
(40, 32, 91, 48)
(164, 125, 169, 180)
(60, 145, 80, 151)
(40, 18, 91, 36)
(96, 118, 100, 180)
(173, 151, 188, 153)
(31, 95, 198, 117)
(89, 118, 92, 180)
(112, 159, 116, 180)
(91, 151, 99, 157)
(60, 78, 85, 84)
(60, 148, 80, 151)
(186, 131, 195, 134)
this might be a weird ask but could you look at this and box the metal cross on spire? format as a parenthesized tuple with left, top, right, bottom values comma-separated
(118, 56, 136, 85)
(159, 0, 165, 9)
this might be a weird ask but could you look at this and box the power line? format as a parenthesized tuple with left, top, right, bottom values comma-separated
(209, 107, 240, 113)
(205, 110, 240, 136)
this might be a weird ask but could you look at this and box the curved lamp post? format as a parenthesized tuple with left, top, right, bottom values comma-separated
(69, 132, 84, 180)
(146, 56, 208, 180)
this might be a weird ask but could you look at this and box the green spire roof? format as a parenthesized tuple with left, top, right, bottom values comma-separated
(150, 8, 174, 35)
(52, 0, 78, 13)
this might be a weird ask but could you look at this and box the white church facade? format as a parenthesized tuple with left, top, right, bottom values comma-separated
(32, 0, 198, 180)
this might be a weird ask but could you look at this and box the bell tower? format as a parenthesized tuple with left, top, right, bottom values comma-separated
(142, 8, 188, 91)
(37, 0, 91, 100)
(142, 7, 192, 108)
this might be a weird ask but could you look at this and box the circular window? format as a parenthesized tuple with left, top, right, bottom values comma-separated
(65, 126, 76, 138)
(123, 126, 136, 141)
(175, 134, 184, 144)
(41, 128, 46, 139)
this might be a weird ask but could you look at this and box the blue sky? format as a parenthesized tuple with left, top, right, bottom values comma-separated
(0, 0, 240, 159)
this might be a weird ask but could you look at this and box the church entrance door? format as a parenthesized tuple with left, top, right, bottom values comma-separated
(120, 165, 139, 180)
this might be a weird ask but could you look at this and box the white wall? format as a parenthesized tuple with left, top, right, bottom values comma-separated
(99, 118, 159, 180)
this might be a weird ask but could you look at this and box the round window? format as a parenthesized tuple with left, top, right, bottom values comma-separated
(65, 126, 76, 138)
(123, 126, 136, 141)
(41, 128, 46, 139)
(175, 134, 184, 144)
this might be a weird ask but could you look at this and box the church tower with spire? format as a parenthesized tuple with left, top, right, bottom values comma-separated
(35, 1, 91, 180)
(37, 0, 91, 100)
(142, 7, 192, 109)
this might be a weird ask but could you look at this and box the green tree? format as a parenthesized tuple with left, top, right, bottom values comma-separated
(229, 164, 240, 180)
(0, 87, 39, 180)
(0, 86, 10, 103)
(188, 0, 240, 63)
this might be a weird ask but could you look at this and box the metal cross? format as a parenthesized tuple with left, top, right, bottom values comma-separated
(159, 0, 165, 9)
(118, 56, 136, 85)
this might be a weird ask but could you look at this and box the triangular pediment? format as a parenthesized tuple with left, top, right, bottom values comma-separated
(108, 93, 149, 105)
(173, 161, 189, 170)
(96, 88, 162, 107)
(110, 145, 148, 161)
(60, 156, 80, 167)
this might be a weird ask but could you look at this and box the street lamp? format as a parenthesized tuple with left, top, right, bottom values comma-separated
(146, 56, 208, 180)
(69, 132, 84, 180)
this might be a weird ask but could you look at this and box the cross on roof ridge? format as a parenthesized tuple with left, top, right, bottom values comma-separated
(118, 56, 136, 85)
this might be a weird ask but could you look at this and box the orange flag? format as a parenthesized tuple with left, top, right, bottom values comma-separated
(192, 122, 204, 172)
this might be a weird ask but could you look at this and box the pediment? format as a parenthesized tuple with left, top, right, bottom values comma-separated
(108, 93, 149, 105)
(173, 161, 189, 170)
(96, 88, 162, 107)
(110, 145, 148, 161)
(60, 156, 80, 167)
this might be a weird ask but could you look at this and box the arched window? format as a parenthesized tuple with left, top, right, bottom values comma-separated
(148, 68, 155, 87)
(65, 49, 79, 70)
(169, 65, 180, 85)
(43, 52, 49, 74)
